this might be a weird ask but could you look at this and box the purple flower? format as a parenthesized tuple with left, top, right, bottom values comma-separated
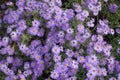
(94, 41, 103, 53)
(18, 20, 27, 31)
(19, 74, 26, 80)
(117, 48, 120, 54)
(65, 33, 74, 41)
(24, 62, 30, 70)
(87, 54, 98, 66)
(76, 13, 85, 21)
(27, 26, 39, 36)
(109, 3, 118, 13)
(64, 9, 75, 20)
(71, 60, 79, 69)
(42, 13, 52, 20)
(37, 28, 45, 37)
(61, 16, 69, 23)
(52, 45, 61, 55)
(46, 20, 56, 28)
(2, 37, 9, 47)
(23, 69, 32, 77)
(73, 3, 82, 13)
(6, 56, 13, 64)
(5, 76, 13, 80)
(75, 35, 86, 43)
(16, 0, 25, 8)
(13, 58, 22, 67)
(61, 23, 70, 31)
(19, 44, 28, 53)
(44, 53, 51, 61)
(65, 49, 74, 57)
(109, 77, 116, 80)
(6, 46, 14, 55)
(66, 28, 74, 34)
(10, 31, 19, 41)
(7, 27, 12, 34)
(81, 10, 89, 18)
(0, 48, 7, 55)
(53, 55, 61, 62)
(77, 56, 85, 63)
(50, 71, 59, 79)
(32, 19, 41, 27)
(116, 28, 120, 34)
(57, 31, 65, 38)
(77, 24, 85, 34)
(70, 39, 78, 47)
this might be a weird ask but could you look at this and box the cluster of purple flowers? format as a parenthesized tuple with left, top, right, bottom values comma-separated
(0, 0, 120, 80)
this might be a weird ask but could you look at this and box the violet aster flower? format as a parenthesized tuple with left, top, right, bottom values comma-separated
(0, 48, 7, 55)
(16, 0, 25, 8)
(42, 45, 50, 53)
(64, 9, 75, 20)
(50, 71, 59, 79)
(77, 24, 85, 34)
(83, 30, 91, 38)
(2, 37, 9, 47)
(16, 7, 24, 15)
(18, 20, 27, 31)
(117, 48, 120, 54)
(6, 56, 13, 64)
(116, 28, 120, 34)
(24, 62, 30, 70)
(77, 56, 85, 63)
(13, 58, 22, 67)
(94, 41, 103, 53)
(76, 35, 86, 43)
(42, 13, 52, 20)
(53, 55, 61, 62)
(57, 31, 65, 38)
(54, 14, 62, 21)
(27, 26, 39, 36)
(54, 6, 63, 15)
(87, 47, 94, 54)
(7, 27, 12, 34)
(23, 69, 32, 77)
(19, 74, 26, 80)
(6, 46, 14, 55)
(65, 33, 74, 41)
(87, 21, 94, 27)
(109, 3, 118, 13)
(44, 53, 51, 61)
(58, 38, 66, 45)
(61, 23, 70, 31)
(66, 28, 74, 34)
(65, 49, 74, 58)
(30, 40, 41, 48)
(76, 13, 85, 21)
(87, 54, 98, 66)
(109, 77, 116, 80)
(73, 3, 82, 13)
(4, 76, 13, 80)
(19, 44, 28, 53)
(46, 20, 56, 28)
(81, 10, 89, 18)
(37, 28, 45, 37)
(10, 31, 19, 41)
(70, 39, 78, 47)
(32, 19, 41, 27)
(61, 16, 69, 23)
(52, 45, 61, 55)
(71, 60, 79, 69)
